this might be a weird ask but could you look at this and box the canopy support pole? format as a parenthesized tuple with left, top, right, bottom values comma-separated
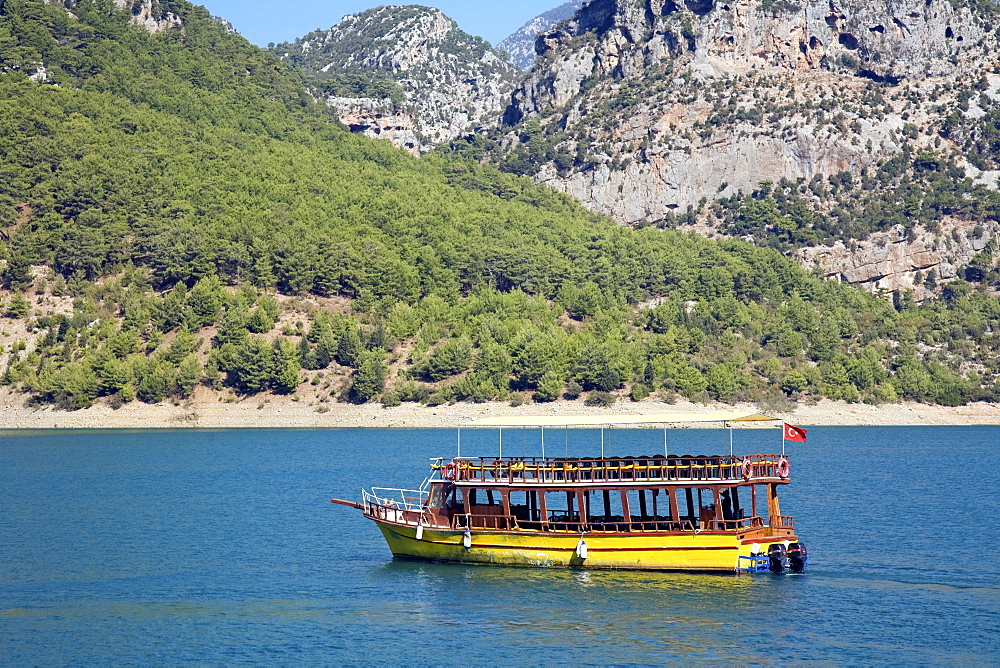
(663, 426, 668, 458)
(457, 426, 461, 458)
(541, 426, 545, 460)
(601, 427, 605, 459)
(728, 422, 733, 457)
(499, 427, 503, 460)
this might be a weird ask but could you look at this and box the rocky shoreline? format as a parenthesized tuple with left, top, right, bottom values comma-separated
(2, 393, 999, 429)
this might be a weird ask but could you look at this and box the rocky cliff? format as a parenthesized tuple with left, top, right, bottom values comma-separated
(499, 0, 1000, 222)
(272, 6, 523, 154)
(44, 0, 183, 33)
(498, 0, 585, 70)
(797, 219, 996, 298)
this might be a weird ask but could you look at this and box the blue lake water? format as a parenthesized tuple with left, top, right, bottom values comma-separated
(1, 426, 998, 664)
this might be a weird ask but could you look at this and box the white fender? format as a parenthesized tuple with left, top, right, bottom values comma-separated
(415, 521, 424, 541)
(576, 540, 588, 560)
(463, 528, 472, 550)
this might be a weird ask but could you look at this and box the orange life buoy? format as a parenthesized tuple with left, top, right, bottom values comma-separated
(443, 462, 457, 481)
(741, 458, 752, 480)
(777, 457, 789, 479)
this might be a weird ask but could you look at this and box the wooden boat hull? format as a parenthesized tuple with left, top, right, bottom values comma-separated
(374, 519, 797, 572)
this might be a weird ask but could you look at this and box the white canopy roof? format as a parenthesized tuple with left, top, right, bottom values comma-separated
(461, 412, 778, 428)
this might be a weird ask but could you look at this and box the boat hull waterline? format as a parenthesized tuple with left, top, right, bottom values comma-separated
(375, 519, 799, 572)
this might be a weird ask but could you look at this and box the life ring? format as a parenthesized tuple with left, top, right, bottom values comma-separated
(777, 457, 789, 479)
(741, 458, 752, 480)
(443, 462, 457, 481)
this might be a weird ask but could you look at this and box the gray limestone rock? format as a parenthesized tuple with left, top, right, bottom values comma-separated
(45, 0, 183, 33)
(273, 6, 523, 154)
(796, 220, 996, 298)
(502, 0, 998, 220)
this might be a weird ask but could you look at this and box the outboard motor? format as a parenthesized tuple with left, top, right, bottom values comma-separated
(787, 542, 808, 573)
(768, 543, 787, 574)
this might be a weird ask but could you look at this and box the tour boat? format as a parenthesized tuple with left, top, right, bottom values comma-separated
(332, 412, 808, 573)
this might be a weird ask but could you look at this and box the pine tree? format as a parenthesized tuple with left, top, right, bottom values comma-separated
(350, 352, 386, 403)
(175, 355, 202, 398)
(247, 307, 273, 334)
(534, 370, 563, 402)
(336, 326, 362, 367)
(186, 275, 225, 330)
(271, 338, 300, 394)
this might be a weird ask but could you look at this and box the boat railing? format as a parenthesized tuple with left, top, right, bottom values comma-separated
(770, 515, 795, 529)
(363, 488, 429, 524)
(366, 488, 428, 511)
(453, 513, 519, 531)
(437, 454, 789, 485)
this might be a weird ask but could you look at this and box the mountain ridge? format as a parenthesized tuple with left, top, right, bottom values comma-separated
(271, 5, 522, 153)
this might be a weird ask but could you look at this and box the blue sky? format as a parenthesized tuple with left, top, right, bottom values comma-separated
(197, 1, 561, 47)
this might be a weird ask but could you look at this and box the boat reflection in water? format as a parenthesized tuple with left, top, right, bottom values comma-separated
(374, 558, 787, 662)
(333, 413, 808, 574)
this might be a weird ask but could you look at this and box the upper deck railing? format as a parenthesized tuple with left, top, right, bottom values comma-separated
(435, 454, 790, 486)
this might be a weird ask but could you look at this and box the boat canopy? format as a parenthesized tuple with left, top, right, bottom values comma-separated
(461, 412, 778, 428)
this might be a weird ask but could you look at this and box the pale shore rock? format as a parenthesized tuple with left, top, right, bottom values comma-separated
(1, 390, 998, 429)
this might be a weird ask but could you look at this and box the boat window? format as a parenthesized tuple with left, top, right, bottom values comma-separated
(625, 489, 653, 521)
(628, 489, 673, 522)
(584, 489, 626, 524)
(696, 488, 718, 528)
(544, 490, 581, 523)
(674, 487, 716, 527)
(654, 489, 674, 520)
(719, 486, 746, 521)
(447, 487, 465, 512)
(509, 490, 541, 523)
(625, 489, 675, 528)
(429, 484, 447, 509)
(468, 488, 502, 507)
(751, 484, 769, 519)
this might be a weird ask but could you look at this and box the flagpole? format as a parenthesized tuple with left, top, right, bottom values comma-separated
(781, 424, 785, 456)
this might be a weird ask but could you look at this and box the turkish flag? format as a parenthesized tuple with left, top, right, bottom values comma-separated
(783, 423, 808, 442)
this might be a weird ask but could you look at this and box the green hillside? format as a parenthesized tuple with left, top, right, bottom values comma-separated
(0, 0, 998, 410)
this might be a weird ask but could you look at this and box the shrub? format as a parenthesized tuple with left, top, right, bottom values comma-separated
(629, 384, 650, 402)
(584, 391, 616, 407)
(6, 294, 30, 319)
(564, 380, 583, 399)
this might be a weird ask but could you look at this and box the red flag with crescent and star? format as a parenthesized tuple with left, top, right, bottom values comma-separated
(783, 423, 807, 443)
